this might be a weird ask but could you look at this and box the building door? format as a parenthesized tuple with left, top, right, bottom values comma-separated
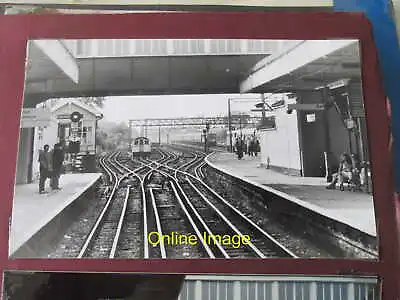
(298, 110, 327, 177)
(58, 123, 71, 142)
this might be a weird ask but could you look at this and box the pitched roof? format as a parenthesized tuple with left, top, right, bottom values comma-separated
(50, 100, 103, 118)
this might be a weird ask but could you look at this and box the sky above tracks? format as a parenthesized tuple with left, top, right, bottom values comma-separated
(102, 93, 266, 124)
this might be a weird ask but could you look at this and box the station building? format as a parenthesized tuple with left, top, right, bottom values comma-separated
(17, 99, 103, 184)
(257, 79, 367, 179)
(238, 40, 369, 181)
(31, 100, 103, 181)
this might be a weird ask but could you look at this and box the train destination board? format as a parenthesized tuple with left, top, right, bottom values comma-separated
(10, 37, 379, 261)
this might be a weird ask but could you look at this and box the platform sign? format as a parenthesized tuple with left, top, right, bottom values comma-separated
(20, 107, 53, 128)
(287, 103, 325, 112)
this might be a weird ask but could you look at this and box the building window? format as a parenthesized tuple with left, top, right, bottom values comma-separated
(78, 126, 92, 144)
(58, 123, 71, 141)
(86, 126, 93, 144)
(38, 127, 43, 140)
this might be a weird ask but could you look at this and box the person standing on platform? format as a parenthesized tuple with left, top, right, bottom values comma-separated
(38, 144, 51, 194)
(51, 142, 64, 190)
(255, 139, 260, 156)
(247, 137, 252, 157)
(235, 137, 243, 160)
(251, 136, 257, 157)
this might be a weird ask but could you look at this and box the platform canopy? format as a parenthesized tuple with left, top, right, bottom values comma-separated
(240, 39, 361, 93)
(26, 40, 79, 86)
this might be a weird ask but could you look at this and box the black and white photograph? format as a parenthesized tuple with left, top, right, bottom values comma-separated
(3, 270, 379, 300)
(10, 38, 378, 259)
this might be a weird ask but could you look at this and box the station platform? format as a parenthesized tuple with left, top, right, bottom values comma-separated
(9, 173, 102, 256)
(205, 152, 376, 237)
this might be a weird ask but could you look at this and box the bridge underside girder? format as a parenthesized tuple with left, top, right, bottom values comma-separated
(24, 54, 269, 107)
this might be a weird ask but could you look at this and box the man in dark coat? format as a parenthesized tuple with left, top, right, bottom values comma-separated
(235, 137, 243, 160)
(38, 144, 50, 194)
(51, 143, 64, 190)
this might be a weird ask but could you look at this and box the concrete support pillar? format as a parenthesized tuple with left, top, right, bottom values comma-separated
(15, 96, 49, 185)
(321, 87, 333, 182)
(15, 127, 35, 184)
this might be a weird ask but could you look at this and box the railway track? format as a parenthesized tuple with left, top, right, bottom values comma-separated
(142, 146, 378, 259)
(70, 146, 377, 260)
(77, 153, 157, 258)
(131, 150, 297, 258)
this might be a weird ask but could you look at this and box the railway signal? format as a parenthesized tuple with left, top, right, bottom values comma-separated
(70, 111, 83, 122)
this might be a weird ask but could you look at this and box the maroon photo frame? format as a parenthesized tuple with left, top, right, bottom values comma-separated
(0, 11, 398, 299)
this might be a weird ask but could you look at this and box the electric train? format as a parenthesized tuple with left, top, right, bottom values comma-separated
(131, 136, 151, 157)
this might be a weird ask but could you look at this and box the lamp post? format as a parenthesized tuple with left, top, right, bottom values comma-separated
(228, 98, 233, 152)
(239, 113, 242, 138)
(261, 93, 266, 119)
(203, 122, 210, 153)
(203, 129, 207, 153)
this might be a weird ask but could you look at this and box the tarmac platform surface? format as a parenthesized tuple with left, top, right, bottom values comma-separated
(206, 152, 376, 237)
(9, 173, 102, 256)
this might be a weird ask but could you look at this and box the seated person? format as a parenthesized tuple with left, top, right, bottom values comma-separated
(350, 153, 362, 189)
(326, 153, 353, 189)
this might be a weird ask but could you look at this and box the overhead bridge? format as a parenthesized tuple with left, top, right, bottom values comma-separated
(24, 39, 280, 107)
